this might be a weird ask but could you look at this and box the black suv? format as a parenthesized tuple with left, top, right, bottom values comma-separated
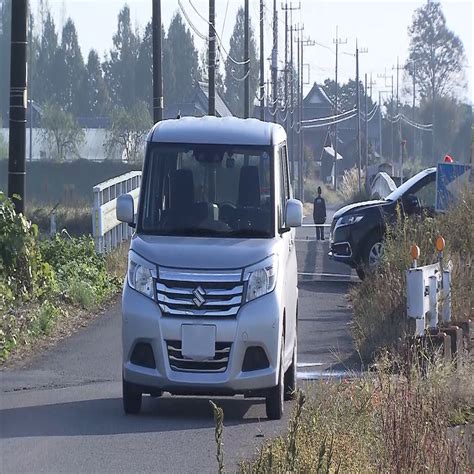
(329, 167, 437, 278)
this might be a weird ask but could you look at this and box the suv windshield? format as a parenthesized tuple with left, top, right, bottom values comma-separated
(139, 143, 274, 238)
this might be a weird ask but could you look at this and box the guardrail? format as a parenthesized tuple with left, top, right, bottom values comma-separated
(92, 171, 142, 253)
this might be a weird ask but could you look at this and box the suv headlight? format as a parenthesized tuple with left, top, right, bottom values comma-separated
(336, 214, 364, 227)
(128, 250, 156, 300)
(243, 255, 278, 303)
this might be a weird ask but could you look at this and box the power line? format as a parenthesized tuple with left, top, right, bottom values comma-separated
(301, 111, 357, 129)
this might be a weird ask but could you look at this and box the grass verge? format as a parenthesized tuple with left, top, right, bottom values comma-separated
(216, 355, 472, 472)
(351, 188, 473, 362)
(0, 193, 128, 364)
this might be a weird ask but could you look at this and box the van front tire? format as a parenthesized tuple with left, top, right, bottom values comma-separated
(123, 378, 142, 415)
(284, 338, 297, 401)
(266, 338, 284, 420)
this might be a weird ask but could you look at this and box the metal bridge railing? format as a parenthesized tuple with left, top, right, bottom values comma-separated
(92, 171, 142, 254)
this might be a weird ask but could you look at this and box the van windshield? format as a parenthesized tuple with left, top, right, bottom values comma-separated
(139, 143, 274, 238)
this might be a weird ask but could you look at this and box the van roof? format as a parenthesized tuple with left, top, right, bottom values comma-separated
(148, 116, 286, 146)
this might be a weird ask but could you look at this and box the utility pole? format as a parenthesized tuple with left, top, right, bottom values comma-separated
(289, 22, 303, 194)
(333, 26, 347, 191)
(300, 37, 315, 201)
(259, 0, 265, 121)
(356, 41, 361, 193)
(28, 8, 33, 162)
(355, 41, 367, 193)
(412, 61, 416, 160)
(364, 73, 369, 191)
(8, 0, 28, 213)
(208, 0, 216, 116)
(152, 0, 163, 123)
(271, 0, 278, 123)
(244, 0, 250, 118)
(281, 2, 300, 185)
(378, 91, 383, 157)
(393, 58, 404, 179)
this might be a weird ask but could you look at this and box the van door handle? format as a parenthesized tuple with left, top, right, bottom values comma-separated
(289, 237, 294, 251)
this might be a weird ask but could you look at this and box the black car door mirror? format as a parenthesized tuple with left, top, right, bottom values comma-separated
(403, 194, 421, 214)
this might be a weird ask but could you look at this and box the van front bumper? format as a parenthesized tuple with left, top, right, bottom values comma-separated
(122, 284, 281, 395)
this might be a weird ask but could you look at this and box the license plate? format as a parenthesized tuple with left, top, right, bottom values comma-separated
(181, 324, 216, 361)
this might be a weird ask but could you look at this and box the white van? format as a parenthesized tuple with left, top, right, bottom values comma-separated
(117, 116, 302, 419)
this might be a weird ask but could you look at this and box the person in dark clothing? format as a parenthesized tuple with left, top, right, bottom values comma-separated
(313, 186, 327, 240)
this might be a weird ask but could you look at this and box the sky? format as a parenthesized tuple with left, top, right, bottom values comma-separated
(31, 0, 473, 103)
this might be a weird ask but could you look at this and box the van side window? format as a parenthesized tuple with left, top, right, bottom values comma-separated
(279, 145, 290, 227)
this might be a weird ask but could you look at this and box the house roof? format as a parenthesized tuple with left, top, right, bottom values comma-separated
(196, 82, 233, 117)
(303, 83, 333, 108)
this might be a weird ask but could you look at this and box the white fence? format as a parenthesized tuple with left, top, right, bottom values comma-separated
(92, 171, 142, 253)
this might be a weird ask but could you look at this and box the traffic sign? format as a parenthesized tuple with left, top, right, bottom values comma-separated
(436, 163, 472, 212)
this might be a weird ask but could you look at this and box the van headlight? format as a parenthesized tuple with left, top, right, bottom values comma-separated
(336, 214, 364, 227)
(244, 256, 278, 303)
(128, 250, 156, 300)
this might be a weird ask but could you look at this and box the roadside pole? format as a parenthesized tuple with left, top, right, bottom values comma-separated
(8, 0, 28, 214)
(152, 0, 163, 123)
(271, 0, 278, 123)
(208, 0, 216, 116)
(356, 40, 361, 193)
(244, 0, 250, 118)
(259, 0, 265, 121)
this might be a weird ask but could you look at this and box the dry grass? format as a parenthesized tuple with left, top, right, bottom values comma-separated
(351, 188, 474, 362)
(234, 356, 472, 473)
(338, 167, 370, 204)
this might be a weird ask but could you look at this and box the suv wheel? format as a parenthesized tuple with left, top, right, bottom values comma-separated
(123, 378, 142, 415)
(266, 338, 284, 420)
(364, 236, 384, 268)
(284, 337, 297, 401)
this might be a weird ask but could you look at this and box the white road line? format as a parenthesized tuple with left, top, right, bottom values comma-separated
(297, 370, 361, 380)
(297, 362, 325, 368)
(298, 272, 356, 279)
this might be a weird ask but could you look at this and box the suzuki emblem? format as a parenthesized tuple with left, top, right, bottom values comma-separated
(192, 286, 206, 308)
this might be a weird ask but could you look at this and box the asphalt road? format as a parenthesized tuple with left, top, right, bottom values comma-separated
(1, 218, 358, 473)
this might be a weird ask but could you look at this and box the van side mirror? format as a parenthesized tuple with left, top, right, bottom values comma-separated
(117, 194, 135, 225)
(285, 199, 303, 228)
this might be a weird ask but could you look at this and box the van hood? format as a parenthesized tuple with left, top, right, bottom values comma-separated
(333, 200, 387, 220)
(130, 235, 277, 270)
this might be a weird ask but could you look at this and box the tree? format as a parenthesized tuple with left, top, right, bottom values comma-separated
(136, 21, 168, 114)
(323, 79, 374, 113)
(56, 18, 86, 115)
(224, 7, 259, 117)
(103, 6, 140, 109)
(81, 50, 110, 117)
(35, 10, 61, 106)
(406, 1, 465, 100)
(104, 101, 152, 162)
(41, 104, 85, 161)
(165, 13, 200, 106)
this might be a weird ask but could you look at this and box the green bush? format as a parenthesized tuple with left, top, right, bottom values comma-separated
(0, 195, 122, 362)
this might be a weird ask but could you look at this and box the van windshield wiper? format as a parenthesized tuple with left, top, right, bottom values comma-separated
(226, 229, 271, 238)
(158, 227, 226, 236)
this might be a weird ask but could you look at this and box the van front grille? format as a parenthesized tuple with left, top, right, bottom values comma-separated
(167, 341, 232, 373)
(156, 267, 244, 318)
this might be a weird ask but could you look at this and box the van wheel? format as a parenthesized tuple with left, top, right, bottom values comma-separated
(266, 338, 284, 420)
(123, 378, 142, 415)
(284, 337, 297, 401)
